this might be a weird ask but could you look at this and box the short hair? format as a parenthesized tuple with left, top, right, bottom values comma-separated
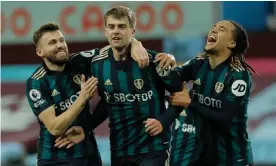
(33, 22, 60, 47)
(104, 5, 136, 28)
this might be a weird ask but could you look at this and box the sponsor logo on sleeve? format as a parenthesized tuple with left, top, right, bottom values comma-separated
(29, 89, 41, 102)
(231, 80, 247, 96)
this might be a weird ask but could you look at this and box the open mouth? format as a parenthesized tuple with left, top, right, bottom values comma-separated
(207, 35, 217, 43)
(112, 37, 121, 40)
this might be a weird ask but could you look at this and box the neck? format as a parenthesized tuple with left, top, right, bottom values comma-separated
(112, 44, 131, 61)
(208, 50, 231, 69)
(44, 59, 65, 72)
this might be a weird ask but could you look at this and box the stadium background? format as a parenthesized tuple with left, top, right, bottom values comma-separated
(1, 1, 276, 166)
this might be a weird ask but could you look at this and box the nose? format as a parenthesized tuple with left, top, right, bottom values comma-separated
(113, 26, 120, 34)
(211, 27, 218, 33)
(211, 28, 216, 33)
(56, 41, 64, 49)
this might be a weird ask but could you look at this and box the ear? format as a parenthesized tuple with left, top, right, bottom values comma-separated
(36, 48, 43, 58)
(104, 28, 107, 38)
(227, 41, 236, 49)
(131, 29, 135, 37)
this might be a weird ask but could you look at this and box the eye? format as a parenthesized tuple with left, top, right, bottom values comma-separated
(219, 28, 225, 32)
(119, 25, 126, 29)
(49, 40, 56, 45)
(108, 25, 114, 29)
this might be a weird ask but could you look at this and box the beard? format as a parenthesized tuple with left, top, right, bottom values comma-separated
(46, 56, 67, 65)
(45, 49, 69, 65)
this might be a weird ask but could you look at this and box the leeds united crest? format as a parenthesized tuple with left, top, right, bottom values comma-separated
(134, 79, 144, 90)
(215, 82, 224, 93)
(73, 74, 82, 85)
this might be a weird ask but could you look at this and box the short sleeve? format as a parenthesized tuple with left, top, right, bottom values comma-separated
(26, 79, 54, 116)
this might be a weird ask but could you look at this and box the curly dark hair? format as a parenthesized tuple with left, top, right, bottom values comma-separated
(228, 20, 257, 75)
(199, 20, 257, 75)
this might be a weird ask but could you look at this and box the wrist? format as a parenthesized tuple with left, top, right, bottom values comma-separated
(77, 95, 87, 106)
(186, 98, 191, 108)
(131, 38, 141, 45)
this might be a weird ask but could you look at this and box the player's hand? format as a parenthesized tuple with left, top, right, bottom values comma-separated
(54, 126, 85, 149)
(130, 38, 149, 68)
(144, 118, 163, 136)
(80, 75, 98, 101)
(168, 82, 191, 108)
(154, 53, 177, 71)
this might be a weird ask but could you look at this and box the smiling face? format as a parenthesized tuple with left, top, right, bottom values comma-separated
(36, 30, 69, 65)
(205, 20, 237, 54)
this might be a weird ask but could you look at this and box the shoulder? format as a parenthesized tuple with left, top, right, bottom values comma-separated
(194, 54, 209, 64)
(27, 65, 47, 82)
(92, 45, 111, 63)
(26, 66, 48, 97)
(178, 55, 207, 68)
(227, 69, 251, 97)
(228, 67, 251, 82)
(69, 48, 100, 61)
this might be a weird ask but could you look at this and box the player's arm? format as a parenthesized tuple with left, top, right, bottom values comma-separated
(171, 71, 252, 122)
(55, 126, 85, 149)
(73, 42, 148, 69)
(69, 49, 100, 75)
(130, 38, 149, 68)
(26, 75, 98, 136)
(150, 56, 205, 130)
(143, 50, 183, 135)
(54, 92, 109, 149)
(131, 39, 178, 69)
(150, 51, 202, 89)
(88, 99, 109, 131)
(87, 63, 110, 131)
(176, 58, 204, 82)
(54, 101, 108, 149)
(147, 49, 183, 91)
(190, 73, 251, 122)
(53, 100, 108, 149)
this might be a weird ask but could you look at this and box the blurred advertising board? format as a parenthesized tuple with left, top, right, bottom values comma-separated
(1, 1, 214, 44)
(2, 39, 163, 65)
(222, 2, 268, 31)
(163, 36, 205, 62)
(246, 59, 276, 163)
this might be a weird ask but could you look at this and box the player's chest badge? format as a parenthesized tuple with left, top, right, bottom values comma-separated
(104, 79, 113, 86)
(134, 79, 144, 90)
(215, 82, 224, 93)
(73, 74, 82, 85)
